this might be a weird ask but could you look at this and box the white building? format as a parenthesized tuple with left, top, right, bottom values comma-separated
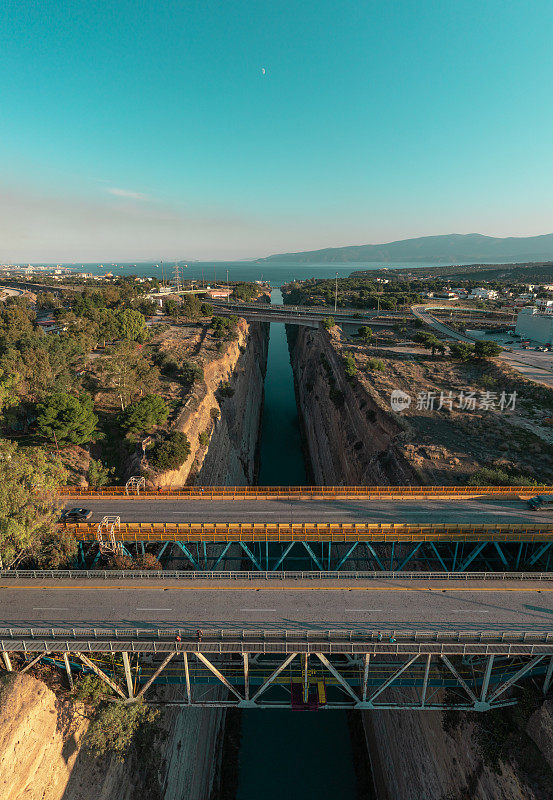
(515, 307, 553, 344)
(470, 287, 498, 300)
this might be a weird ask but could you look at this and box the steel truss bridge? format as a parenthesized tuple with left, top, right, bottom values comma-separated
(2, 572, 553, 711)
(60, 484, 553, 573)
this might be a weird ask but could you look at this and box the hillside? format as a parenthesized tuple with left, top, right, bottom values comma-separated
(260, 232, 553, 264)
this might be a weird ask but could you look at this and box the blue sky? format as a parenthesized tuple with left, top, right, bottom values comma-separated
(1, 0, 553, 261)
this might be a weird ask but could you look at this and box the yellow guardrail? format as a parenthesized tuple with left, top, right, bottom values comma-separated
(66, 521, 553, 544)
(58, 485, 553, 499)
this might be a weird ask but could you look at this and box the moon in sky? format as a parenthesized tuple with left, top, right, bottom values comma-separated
(261, 67, 266, 75)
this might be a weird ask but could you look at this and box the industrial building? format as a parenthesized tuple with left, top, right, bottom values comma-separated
(515, 307, 553, 344)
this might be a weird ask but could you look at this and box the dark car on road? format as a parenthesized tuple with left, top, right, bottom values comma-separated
(527, 495, 553, 511)
(59, 507, 92, 522)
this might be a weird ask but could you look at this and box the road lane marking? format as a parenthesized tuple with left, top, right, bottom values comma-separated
(136, 607, 173, 611)
(450, 609, 489, 613)
(32, 607, 69, 611)
(345, 609, 384, 612)
(240, 608, 277, 612)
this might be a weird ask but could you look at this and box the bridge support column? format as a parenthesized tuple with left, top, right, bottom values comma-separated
(134, 653, 175, 701)
(20, 654, 45, 675)
(488, 656, 545, 705)
(63, 652, 74, 690)
(316, 653, 359, 703)
(250, 654, 298, 704)
(441, 656, 478, 706)
(2, 652, 12, 672)
(480, 655, 494, 705)
(421, 654, 431, 707)
(194, 652, 244, 702)
(75, 652, 127, 700)
(243, 654, 249, 701)
(183, 653, 191, 704)
(122, 652, 134, 699)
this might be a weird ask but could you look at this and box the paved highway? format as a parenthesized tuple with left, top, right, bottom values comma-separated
(62, 496, 545, 524)
(2, 577, 553, 634)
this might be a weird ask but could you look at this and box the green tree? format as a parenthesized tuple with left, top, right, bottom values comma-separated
(117, 308, 147, 342)
(474, 340, 502, 359)
(181, 360, 204, 387)
(181, 295, 202, 320)
(101, 342, 161, 409)
(200, 303, 214, 316)
(322, 317, 335, 330)
(0, 439, 70, 569)
(232, 282, 258, 301)
(87, 458, 115, 488)
(414, 332, 445, 356)
(36, 393, 98, 445)
(449, 342, 475, 361)
(120, 394, 169, 435)
(357, 325, 373, 342)
(150, 432, 191, 471)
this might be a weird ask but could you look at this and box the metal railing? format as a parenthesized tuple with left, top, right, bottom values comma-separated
(2, 628, 553, 656)
(63, 520, 553, 543)
(3, 569, 553, 581)
(58, 484, 553, 498)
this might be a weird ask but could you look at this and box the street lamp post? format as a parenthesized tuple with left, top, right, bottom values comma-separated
(334, 272, 338, 314)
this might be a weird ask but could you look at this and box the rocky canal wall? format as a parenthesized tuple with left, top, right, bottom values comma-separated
(288, 325, 418, 485)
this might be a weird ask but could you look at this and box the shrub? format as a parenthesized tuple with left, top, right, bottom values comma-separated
(218, 381, 234, 398)
(211, 316, 238, 340)
(322, 317, 335, 330)
(468, 467, 537, 487)
(198, 431, 210, 447)
(366, 358, 384, 371)
(474, 340, 502, 359)
(120, 394, 169, 435)
(150, 432, 191, 471)
(133, 553, 162, 570)
(357, 325, 372, 342)
(342, 353, 358, 378)
(181, 360, 204, 387)
(329, 387, 345, 407)
(84, 701, 159, 761)
(200, 303, 214, 316)
(210, 407, 221, 420)
(73, 675, 107, 706)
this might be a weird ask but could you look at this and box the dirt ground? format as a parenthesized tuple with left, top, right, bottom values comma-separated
(335, 328, 553, 484)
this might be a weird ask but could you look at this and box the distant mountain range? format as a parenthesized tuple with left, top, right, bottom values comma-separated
(260, 233, 553, 264)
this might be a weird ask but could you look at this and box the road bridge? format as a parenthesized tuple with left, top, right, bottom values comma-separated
(212, 306, 402, 327)
(60, 493, 553, 572)
(2, 573, 553, 711)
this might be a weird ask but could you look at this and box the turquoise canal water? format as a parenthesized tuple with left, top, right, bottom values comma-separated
(236, 289, 358, 800)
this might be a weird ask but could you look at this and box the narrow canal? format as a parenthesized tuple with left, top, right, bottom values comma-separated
(235, 288, 359, 800)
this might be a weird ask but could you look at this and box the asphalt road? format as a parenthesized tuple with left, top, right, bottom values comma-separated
(62, 497, 545, 525)
(2, 578, 553, 634)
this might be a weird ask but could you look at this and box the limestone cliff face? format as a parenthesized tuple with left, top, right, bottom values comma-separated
(153, 319, 268, 487)
(288, 325, 418, 485)
(0, 674, 229, 800)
